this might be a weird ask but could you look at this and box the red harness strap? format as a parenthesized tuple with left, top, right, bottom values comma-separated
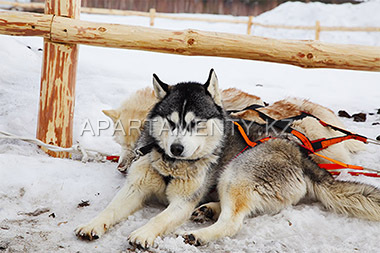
(106, 156, 120, 162)
(301, 112, 368, 150)
(290, 129, 315, 151)
(233, 121, 272, 147)
(319, 164, 380, 178)
(107, 113, 376, 177)
(311, 135, 366, 152)
(234, 120, 376, 178)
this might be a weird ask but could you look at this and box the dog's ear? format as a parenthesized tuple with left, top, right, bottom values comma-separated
(102, 109, 120, 122)
(153, 74, 169, 100)
(204, 69, 222, 106)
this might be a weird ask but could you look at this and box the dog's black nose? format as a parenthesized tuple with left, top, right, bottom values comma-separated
(170, 143, 184, 156)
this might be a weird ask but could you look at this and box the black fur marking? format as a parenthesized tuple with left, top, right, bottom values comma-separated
(153, 73, 169, 93)
(154, 144, 200, 163)
(150, 82, 224, 123)
(163, 175, 174, 185)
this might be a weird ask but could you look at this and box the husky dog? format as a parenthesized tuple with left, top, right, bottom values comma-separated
(103, 87, 264, 171)
(104, 86, 363, 172)
(76, 70, 379, 249)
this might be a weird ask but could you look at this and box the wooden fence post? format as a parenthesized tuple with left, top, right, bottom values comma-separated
(247, 16, 253, 35)
(149, 8, 156, 27)
(36, 0, 81, 158)
(315, 20, 321, 40)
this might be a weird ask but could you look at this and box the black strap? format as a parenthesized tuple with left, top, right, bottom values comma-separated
(227, 104, 264, 114)
(228, 103, 311, 136)
(228, 103, 310, 132)
(303, 112, 367, 138)
(253, 109, 310, 134)
(135, 142, 156, 156)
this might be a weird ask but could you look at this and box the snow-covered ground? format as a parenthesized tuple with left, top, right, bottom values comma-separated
(1, 1, 380, 252)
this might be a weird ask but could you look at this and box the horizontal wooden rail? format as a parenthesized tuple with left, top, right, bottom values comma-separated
(0, 0, 44, 10)
(250, 22, 380, 32)
(155, 13, 247, 24)
(0, 11, 52, 36)
(81, 7, 151, 17)
(1, 1, 380, 32)
(321, 26, 380, 32)
(0, 10, 379, 71)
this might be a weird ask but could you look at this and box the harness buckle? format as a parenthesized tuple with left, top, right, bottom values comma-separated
(132, 148, 144, 163)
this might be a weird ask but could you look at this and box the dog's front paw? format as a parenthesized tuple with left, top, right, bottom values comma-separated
(75, 221, 108, 241)
(117, 149, 136, 173)
(182, 233, 204, 246)
(128, 226, 157, 250)
(191, 204, 217, 223)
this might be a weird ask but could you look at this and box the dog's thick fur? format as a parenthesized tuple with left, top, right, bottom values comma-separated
(76, 70, 376, 249)
(103, 86, 264, 171)
(104, 84, 363, 172)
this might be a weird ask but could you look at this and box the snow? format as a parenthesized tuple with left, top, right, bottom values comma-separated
(1, 1, 380, 252)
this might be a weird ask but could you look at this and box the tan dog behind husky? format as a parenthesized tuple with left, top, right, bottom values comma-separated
(103, 87, 363, 171)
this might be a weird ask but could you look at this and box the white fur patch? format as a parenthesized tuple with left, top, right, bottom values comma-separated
(184, 112, 195, 125)
(170, 112, 180, 125)
(151, 113, 224, 160)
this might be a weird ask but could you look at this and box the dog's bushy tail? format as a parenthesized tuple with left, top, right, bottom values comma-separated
(313, 179, 380, 221)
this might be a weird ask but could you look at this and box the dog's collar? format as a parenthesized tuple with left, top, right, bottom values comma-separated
(135, 142, 156, 157)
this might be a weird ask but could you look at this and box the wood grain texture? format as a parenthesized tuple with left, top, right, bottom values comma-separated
(1, 2, 380, 31)
(36, 0, 80, 158)
(0, 10, 379, 71)
(0, 11, 52, 37)
(50, 17, 380, 71)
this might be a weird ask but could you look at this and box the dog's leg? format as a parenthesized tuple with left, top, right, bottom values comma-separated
(128, 199, 198, 249)
(191, 202, 221, 223)
(182, 184, 252, 246)
(75, 156, 165, 240)
(117, 147, 136, 173)
(128, 177, 205, 249)
(183, 147, 308, 245)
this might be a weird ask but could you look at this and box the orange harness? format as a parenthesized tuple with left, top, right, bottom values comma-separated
(106, 105, 379, 178)
(233, 109, 379, 177)
(233, 121, 273, 148)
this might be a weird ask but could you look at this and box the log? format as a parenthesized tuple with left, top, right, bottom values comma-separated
(36, 0, 80, 158)
(0, 11, 51, 36)
(321, 26, 380, 32)
(0, 10, 379, 72)
(1, 1, 380, 31)
(0, 0, 44, 10)
(49, 16, 380, 71)
(155, 13, 247, 24)
(81, 7, 150, 17)
(250, 22, 380, 32)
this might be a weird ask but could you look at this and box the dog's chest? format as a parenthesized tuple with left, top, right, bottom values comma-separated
(149, 150, 218, 181)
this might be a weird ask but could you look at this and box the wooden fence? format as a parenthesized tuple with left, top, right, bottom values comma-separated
(36, 0, 287, 16)
(1, 1, 380, 38)
(0, 1, 379, 157)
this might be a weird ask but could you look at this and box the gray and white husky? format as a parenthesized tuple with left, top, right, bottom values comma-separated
(76, 69, 380, 249)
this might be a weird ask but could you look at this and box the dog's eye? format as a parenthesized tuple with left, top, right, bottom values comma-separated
(186, 121, 196, 131)
(166, 118, 176, 130)
(187, 120, 206, 131)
